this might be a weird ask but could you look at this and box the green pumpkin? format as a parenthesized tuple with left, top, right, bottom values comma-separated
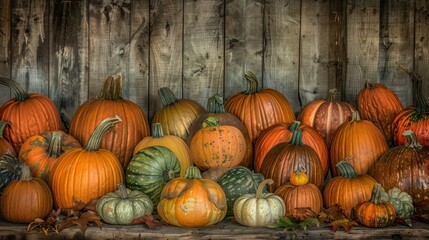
(217, 166, 266, 215)
(96, 183, 153, 225)
(125, 145, 181, 206)
(380, 186, 414, 220)
(0, 154, 24, 193)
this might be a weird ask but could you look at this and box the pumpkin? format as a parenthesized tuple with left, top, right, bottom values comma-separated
(392, 69, 429, 146)
(0, 121, 16, 156)
(330, 111, 388, 176)
(259, 127, 324, 192)
(323, 160, 377, 218)
(274, 165, 323, 217)
(372, 130, 429, 211)
(225, 71, 296, 143)
(201, 166, 230, 182)
(0, 164, 53, 223)
(234, 179, 286, 227)
(355, 183, 396, 228)
(187, 94, 253, 168)
(0, 77, 61, 153)
(69, 74, 150, 169)
(133, 122, 192, 177)
(152, 87, 206, 140)
(157, 166, 227, 228)
(96, 183, 153, 225)
(254, 121, 329, 174)
(190, 117, 246, 171)
(18, 130, 81, 182)
(0, 154, 24, 194)
(298, 88, 355, 146)
(49, 115, 124, 210)
(380, 186, 414, 220)
(216, 166, 266, 216)
(357, 80, 404, 146)
(126, 145, 181, 207)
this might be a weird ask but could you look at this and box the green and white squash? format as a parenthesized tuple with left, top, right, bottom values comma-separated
(96, 183, 153, 225)
(380, 186, 414, 220)
(125, 145, 181, 207)
(0, 154, 24, 193)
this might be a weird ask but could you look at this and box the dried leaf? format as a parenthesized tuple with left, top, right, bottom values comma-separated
(287, 208, 317, 222)
(319, 204, 347, 222)
(326, 218, 358, 233)
(132, 214, 164, 229)
(274, 216, 319, 232)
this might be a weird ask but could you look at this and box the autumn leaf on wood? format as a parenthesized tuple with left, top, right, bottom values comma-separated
(326, 218, 358, 233)
(274, 216, 320, 232)
(318, 204, 347, 223)
(287, 208, 318, 222)
(131, 214, 164, 229)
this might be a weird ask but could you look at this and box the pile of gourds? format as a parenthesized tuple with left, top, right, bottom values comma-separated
(0, 69, 427, 230)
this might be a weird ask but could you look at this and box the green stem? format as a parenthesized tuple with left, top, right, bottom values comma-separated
(370, 183, 383, 204)
(335, 160, 357, 178)
(202, 116, 221, 128)
(151, 123, 164, 138)
(326, 88, 338, 102)
(0, 77, 29, 101)
(184, 166, 203, 179)
(288, 121, 301, 132)
(98, 74, 123, 100)
(47, 132, 64, 158)
(20, 164, 33, 182)
(207, 94, 225, 113)
(243, 71, 259, 94)
(158, 87, 178, 107)
(350, 111, 362, 122)
(117, 183, 129, 199)
(84, 115, 122, 151)
(364, 80, 376, 89)
(0, 120, 8, 138)
(289, 127, 303, 145)
(256, 179, 273, 198)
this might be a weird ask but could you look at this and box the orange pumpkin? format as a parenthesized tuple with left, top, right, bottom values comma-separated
(0, 121, 16, 156)
(50, 116, 124, 210)
(298, 88, 355, 146)
(0, 77, 61, 153)
(69, 74, 150, 169)
(190, 117, 246, 171)
(0, 164, 53, 223)
(19, 130, 81, 182)
(157, 166, 227, 227)
(225, 71, 296, 143)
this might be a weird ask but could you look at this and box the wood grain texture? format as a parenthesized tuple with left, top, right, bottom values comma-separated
(415, 0, 429, 105)
(346, 0, 380, 107)
(264, 0, 301, 115)
(149, 0, 183, 120)
(183, 0, 224, 107)
(224, 0, 264, 101)
(0, 0, 11, 106)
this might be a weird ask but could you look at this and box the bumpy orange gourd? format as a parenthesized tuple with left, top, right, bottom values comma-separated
(70, 74, 150, 169)
(357, 80, 403, 146)
(0, 121, 16, 156)
(157, 166, 227, 227)
(0, 77, 61, 153)
(19, 130, 81, 182)
(1, 164, 53, 223)
(50, 116, 124, 210)
(190, 117, 246, 171)
(225, 71, 296, 143)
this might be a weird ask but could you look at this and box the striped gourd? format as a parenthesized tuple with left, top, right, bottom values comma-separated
(0, 154, 24, 193)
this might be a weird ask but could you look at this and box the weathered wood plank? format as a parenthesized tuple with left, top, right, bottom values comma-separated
(345, 0, 381, 107)
(224, 0, 264, 101)
(183, 0, 224, 107)
(379, 0, 414, 108)
(11, 0, 49, 95)
(49, 0, 89, 132)
(264, 0, 301, 115)
(148, 0, 184, 120)
(415, 0, 429, 105)
(0, 0, 11, 106)
(299, 0, 330, 111)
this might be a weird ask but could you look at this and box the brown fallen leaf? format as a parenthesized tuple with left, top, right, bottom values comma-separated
(132, 214, 164, 229)
(326, 218, 358, 233)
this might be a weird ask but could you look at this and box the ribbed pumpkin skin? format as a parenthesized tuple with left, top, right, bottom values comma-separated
(0, 121, 16, 156)
(275, 182, 323, 216)
(298, 89, 355, 146)
(254, 121, 328, 174)
(19, 131, 81, 182)
(358, 81, 404, 145)
(224, 72, 295, 143)
(0, 154, 23, 193)
(330, 112, 389, 176)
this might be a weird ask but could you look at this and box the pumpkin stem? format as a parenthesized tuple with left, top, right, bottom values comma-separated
(243, 71, 259, 94)
(0, 77, 29, 101)
(98, 74, 123, 100)
(364, 80, 376, 89)
(158, 87, 178, 107)
(84, 115, 122, 151)
(163, 169, 177, 182)
(0, 120, 9, 138)
(288, 121, 301, 132)
(350, 111, 362, 122)
(295, 161, 307, 175)
(335, 160, 357, 178)
(289, 127, 303, 145)
(207, 94, 225, 113)
(202, 116, 221, 128)
(256, 179, 273, 198)
(47, 132, 65, 158)
(117, 183, 129, 199)
(326, 88, 338, 102)
(184, 166, 203, 179)
(399, 65, 429, 113)
(402, 130, 423, 149)
(369, 183, 384, 204)
(151, 123, 165, 138)
(20, 164, 33, 181)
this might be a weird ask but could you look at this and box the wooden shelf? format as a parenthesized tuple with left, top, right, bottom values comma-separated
(1, 216, 429, 240)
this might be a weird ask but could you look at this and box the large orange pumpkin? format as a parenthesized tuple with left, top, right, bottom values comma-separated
(50, 116, 124, 210)
(330, 111, 389, 176)
(0, 120, 16, 156)
(357, 80, 404, 146)
(69, 74, 150, 169)
(0, 77, 61, 153)
(254, 121, 328, 174)
(298, 88, 355, 146)
(19, 130, 81, 182)
(225, 71, 296, 143)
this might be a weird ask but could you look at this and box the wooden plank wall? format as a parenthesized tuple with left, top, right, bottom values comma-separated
(0, 0, 428, 131)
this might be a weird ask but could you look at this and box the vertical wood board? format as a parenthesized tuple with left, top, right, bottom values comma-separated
(0, 0, 11, 106)
(415, 0, 429, 105)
